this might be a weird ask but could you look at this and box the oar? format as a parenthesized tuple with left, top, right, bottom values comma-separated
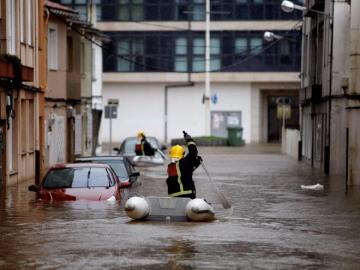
(200, 161, 232, 209)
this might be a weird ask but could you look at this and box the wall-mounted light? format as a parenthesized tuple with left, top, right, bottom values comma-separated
(281, 0, 306, 13)
(263, 31, 283, 42)
(281, 0, 331, 17)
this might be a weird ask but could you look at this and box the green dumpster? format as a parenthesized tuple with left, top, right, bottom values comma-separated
(227, 127, 245, 146)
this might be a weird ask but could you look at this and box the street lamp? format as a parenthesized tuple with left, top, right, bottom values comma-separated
(281, 0, 306, 13)
(263, 31, 283, 42)
(281, 0, 330, 17)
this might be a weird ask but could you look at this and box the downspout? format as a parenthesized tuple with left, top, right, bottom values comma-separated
(164, 18, 194, 144)
(325, 1, 334, 175)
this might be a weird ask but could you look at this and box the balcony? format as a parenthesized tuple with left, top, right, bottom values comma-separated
(0, 60, 34, 82)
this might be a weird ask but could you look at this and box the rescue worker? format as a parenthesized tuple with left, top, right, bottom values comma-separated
(166, 131, 202, 199)
(135, 131, 156, 156)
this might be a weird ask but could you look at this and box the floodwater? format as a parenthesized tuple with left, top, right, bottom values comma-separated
(1, 145, 360, 269)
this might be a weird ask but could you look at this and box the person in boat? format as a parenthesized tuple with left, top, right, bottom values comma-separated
(135, 131, 156, 156)
(166, 131, 202, 199)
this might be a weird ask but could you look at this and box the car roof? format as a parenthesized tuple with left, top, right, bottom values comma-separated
(76, 156, 126, 161)
(50, 163, 113, 169)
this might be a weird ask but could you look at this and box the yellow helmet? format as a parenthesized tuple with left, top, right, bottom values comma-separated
(137, 131, 145, 139)
(169, 145, 185, 159)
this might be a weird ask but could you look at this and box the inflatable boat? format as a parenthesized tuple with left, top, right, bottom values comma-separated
(132, 154, 164, 167)
(124, 196, 215, 222)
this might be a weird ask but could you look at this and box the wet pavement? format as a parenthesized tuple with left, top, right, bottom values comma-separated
(1, 144, 360, 269)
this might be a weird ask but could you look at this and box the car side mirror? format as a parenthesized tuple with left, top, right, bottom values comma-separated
(113, 147, 120, 152)
(129, 172, 140, 183)
(130, 172, 140, 178)
(28, 185, 39, 192)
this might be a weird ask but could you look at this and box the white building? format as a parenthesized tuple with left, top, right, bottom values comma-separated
(95, 1, 302, 145)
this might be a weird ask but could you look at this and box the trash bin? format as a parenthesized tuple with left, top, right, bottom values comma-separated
(227, 127, 244, 146)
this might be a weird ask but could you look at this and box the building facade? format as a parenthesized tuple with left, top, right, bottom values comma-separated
(53, 0, 105, 155)
(96, 0, 302, 145)
(0, 0, 44, 186)
(299, 0, 353, 179)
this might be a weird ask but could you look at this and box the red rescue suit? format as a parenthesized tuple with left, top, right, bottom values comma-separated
(135, 137, 156, 156)
(166, 141, 201, 199)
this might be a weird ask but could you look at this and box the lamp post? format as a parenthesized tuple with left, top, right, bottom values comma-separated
(280, 0, 306, 13)
(281, 0, 330, 17)
(204, 0, 211, 136)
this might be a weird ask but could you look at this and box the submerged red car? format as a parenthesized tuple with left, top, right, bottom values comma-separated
(28, 163, 130, 201)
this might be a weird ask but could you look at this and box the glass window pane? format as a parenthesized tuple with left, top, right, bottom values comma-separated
(132, 41, 144, 54)
(118, 6, 130, 20)
(210, 58, 221, 71)
(210, 38, 220, 54)
(119, 0, 129, 3)
(193, 4, 205, 21)
(76, 6, 87, 21)
(253, 0, 263, 3)
(175, 56, 188, 72)
(176, 38, 187, 54)
(105, 161, 128, 180)
(60, 0, 72, 4)
(133, 0, 143, 3)
(193, 56, 205, 72)
(235, 38, 247, 54)
(236, 0, 247, 3)
(193, 38, 205, 55)
(88, 168, 110, 187)
(75, 0, 86, 3)
(279, 41, 290, 55)
(117, 40, 129, 55)
(132, 5, 143, 20)
(118, 58, 131, 71)
(250, 38, 262, 54)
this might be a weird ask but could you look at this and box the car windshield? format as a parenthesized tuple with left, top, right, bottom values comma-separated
(43, 167, 113, 189)
(99, 160, 128, 181)
(123, 137, 158, 154)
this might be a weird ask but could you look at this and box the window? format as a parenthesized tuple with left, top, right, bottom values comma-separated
(193, 37, 205, 72)
(20, 0, 26, 43)
(116, 39, 144, 71)
(48, 25, 58, 70)
(80, 42, 85, 74)
(235, 38, 248, 54)
(117, 40, 131, 71)
(28, 0, 34, 45)
(67, 37, 73, 71)
(193, 0, 205, 21)
(250, 38, 262, 55)
(29, 100, 35, 151)
(118, 0, 143, 21)
(93, 0, 102, 21)
(175, 37, 188, 72)
(175, 0, 188, 20)
(6, 0, 16, 54)
(210, 38, 221, 71)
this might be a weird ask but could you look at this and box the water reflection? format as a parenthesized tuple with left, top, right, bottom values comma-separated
(1, 147, 360, 269)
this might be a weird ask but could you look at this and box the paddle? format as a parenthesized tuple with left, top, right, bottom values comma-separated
(200, 161, 232, 209)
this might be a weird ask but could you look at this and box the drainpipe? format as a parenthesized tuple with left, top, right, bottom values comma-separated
(324, 1, 334, 175)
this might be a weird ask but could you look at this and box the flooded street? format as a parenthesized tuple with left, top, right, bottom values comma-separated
(1, 145, 360, 269)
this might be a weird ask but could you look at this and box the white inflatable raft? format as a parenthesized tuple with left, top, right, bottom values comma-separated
(124, 196, 215, 222)
(132, 154, 164, 167)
